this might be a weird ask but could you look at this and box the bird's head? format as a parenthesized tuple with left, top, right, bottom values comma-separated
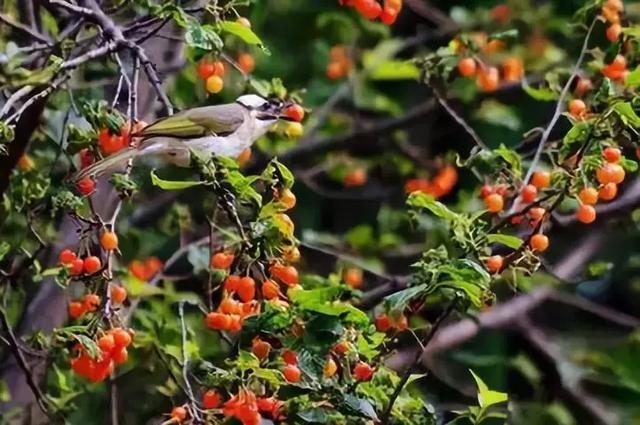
(236, 94, 295, 122)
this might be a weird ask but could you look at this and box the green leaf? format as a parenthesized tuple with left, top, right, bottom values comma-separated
(611, 102, 640, 127)
(150, 170, 205, 190)
(440, 259, 491, 288)
(522, 78, 558, 101)
(369, 60, 420, 80)
(407, 193, 458, 221)
(185, 24, 223, 52)
(384, 284, 428, 312)
(494, 144, 522, 177)
(342, 394, 379, 420)
(624, 66, 640, 87)
(620, 158, 638, 172)
(74, 334, 100, 359)
(0, 379, 10, 402)
(0, 242, 10, 262)
(487, 233, 523, 249)
(470, 369, 508, 408)
(219, 21, 269, 54)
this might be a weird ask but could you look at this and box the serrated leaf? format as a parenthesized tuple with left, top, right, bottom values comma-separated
(219, 21, 269, 54)
(150, 169, 204, 190)
(407, 193, 458, 221)
(487, 233, 523, 249)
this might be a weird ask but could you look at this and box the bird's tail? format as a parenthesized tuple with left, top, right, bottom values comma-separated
(74, 147, 139, 182)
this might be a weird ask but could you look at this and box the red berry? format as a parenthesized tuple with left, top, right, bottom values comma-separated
(111, 328, 132, 347)
(530, 234, 549, 252)
(485, 255, 504, 274)
(77, 177, 96, 196)
(252, 338, 271, 360)
(353, 361, 374, 381)
(70, 258, 84, 275)
(237, 276, 256, 302)
(458, 57, 477, 77)
(282, 350, 297, 365)
(285, 105, 305, 122)
(283, 364, 301, 382)
(211, 252, 235, 269)
(59, 249, 77, 265)
(203, 390, 221, 409)
(83, 256, 101, 274)
(521, 184, 537, 203)
(375, 314, 392, 332)
(576, 204, 596, 224)
(603, 147, 621, 163)
(171, 406, 188, 422)
(110, 285, 127, 304)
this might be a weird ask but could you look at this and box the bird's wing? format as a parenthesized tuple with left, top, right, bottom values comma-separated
(137, 104, 245, 139)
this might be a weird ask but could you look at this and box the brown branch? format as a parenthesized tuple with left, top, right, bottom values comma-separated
(0, 13, 51, 44)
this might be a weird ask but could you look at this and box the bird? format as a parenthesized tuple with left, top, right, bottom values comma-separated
(74, 94, 292, 181)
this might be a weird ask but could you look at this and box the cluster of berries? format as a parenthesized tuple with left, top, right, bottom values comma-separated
(405, 165, 458, 199)
(70, 328, 133, 382)
(339, 0, 402, 25)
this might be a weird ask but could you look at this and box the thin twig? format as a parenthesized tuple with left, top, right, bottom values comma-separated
(432, 87, 489, 151)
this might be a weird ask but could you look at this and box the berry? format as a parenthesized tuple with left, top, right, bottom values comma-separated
(224, 275, 241, 292)
(484, 193, 504, 213)
(477, 66, 499, 91)
(326, 61, 345, 80)
(68, 301, 85, 319)
(568, 99, 586, 118)
(206, 312, 231, 330)
(238, 53, 256, 73)
(252, 338, 271, 360)
(490, 4, 511, 23)
(353, 361, 374, 381)
(323, 358, 338, 377)
(112, 328, 132, 347)
(211, 252, 235, 269)
(100, 231, 118, 251)
(606, 23, 622, 42)
(285, 105, 305, 122)
(59, 249, 77, 265)
(285, 121, 304, 138)
(380, 7, 398, 25)
(480, 184, 493, 198)
(458, 58, 477, 77)
(485, 255, 504, 274)
(206, 75, 224, 94)
(262, 279, 280, 300)
(282, 350, 297, 365)
(375, 314, 392, 332)
(271, 264, 299, 286)
(344, 168, 367, 187)
(83, 293, 101, 311)
(344, 268, 363, 289)
(70, 258, 84, 275)
(83, 256, 102, 274)
(237, 276, 256, 302)
(112, 347, 128, 364)
(237, 17, 251, 28)
(394, 314, 409, 330)
(110, 285, 127, 304)
(531, 171, 551, 189)
(203, 390, 221, 409)
(502, 57, 523, 82)
(596, 163, 625, 184)
(579, 187, 599, 205)
(599, 182, 618, 201)
(603, 147, 621, 163)
(171, 406, 188, 422)
(238, 148, 252, 166)
(521, 184, 537, 203)
(283, 364, 301, 383)
(575, 78, 593, 96)
(576, 204, 596, 224)
(17, 154, 34, 171)
(278, 188, 297, 209)
(198, 60, 216, 80)
(228, 314, 243, 332)
(530, 234, 549, 252)
(98, 334, 115, 353)
(77, 177, 96, 196)
(220, 298, 241, 315)
(334, 342, 350, 354)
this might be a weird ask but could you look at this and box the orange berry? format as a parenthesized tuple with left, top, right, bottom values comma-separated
(283, 364, 301, 383)
(344, 169, 367, 187)
(252, 338, 271, 360)
(596, 163, 625, 184)
(112, 346, 128, 364)
(238, 53, 256, 73)
(575, 77, 593, 97)
(326, 61, 345, 80)
(77, 177, 96, 196)
(576, 204, 596, 224)
(521, 184, 537, 203)
(262, 279, 280, 300)
(228, 314, 243, 332)
(484, 193, 504, 213)
(458, 57, 477, 77)
(69, 258, 84, 275)
(17, 154, 34, 171)
(394, 314, 409, 330)
(607, 0, 624, 13)
(353, 361, 374, 381)
(203, 390, 221, 409)
(238, 147, 252, 166)
(278, 188, 297, 209)
(206, 75, 224, 94)
(599, 182, 618, 201)
(485, 255, 504, 274)
(579, 187, 599, 205)
(198, 60, 216, 80)
(323, 358, 338, 377)
(68, 301, 86, 319)
(83, 293, 101, 312)
(224, 275, 241, 292)
(237, 276, 256, 302)
(529, 234, 549, 252)
(477, 66, 499, 91)
(59, 249, 77, 265)
(531, 171, 551, 189)
(282, 350, 298, 365)
(270, 264, 299, 286)
(285, 105, 305, 122)
(568, 99, 586, 118)
(98, 334, 116, 353)
(376, 314, 392, 332)
(110, 285, 127, 304)
(502, 57, 523, 82)
(171, 406, 188, 422)
(237, 17, 251, 28)
(83, 256, 102, 274)
(111, 328, 132, 347)
(100, 231, 118, 251)
(344, 268, 363, 289)
(528, 207, 546, 221)
(211, 252, 235, 269)
(603, 147, 621, 163)
(206, 312, 231, 330)
(333, 342, 350, 354)
(607, 23, 622, 42)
